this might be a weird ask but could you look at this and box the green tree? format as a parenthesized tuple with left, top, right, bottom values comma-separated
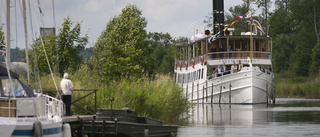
(272, 34, 293, 73)
(56, 17, 88, 74)
(255, 0, 271, 32)
(310, 43, 320, 77)
(147, 32, 176, 75)
(93, 4, 150, 82)
(225, 3, 253, 35)
(28, 17, 88, 75)
(268, 7, 291, 37)
(0, 26, 4, 49)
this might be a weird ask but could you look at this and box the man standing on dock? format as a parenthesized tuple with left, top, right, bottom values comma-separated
(61, 73, 74, 116)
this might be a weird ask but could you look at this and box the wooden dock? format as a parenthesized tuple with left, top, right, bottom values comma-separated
(62, 111, 178, 137)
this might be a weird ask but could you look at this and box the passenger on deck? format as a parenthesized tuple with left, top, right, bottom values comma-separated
(238, 60, 243, 71)
(217, 65, 222, 77)
(231, 62, 238, 73)
(260, 65, 265, 72)
(221, 62, 227, 74)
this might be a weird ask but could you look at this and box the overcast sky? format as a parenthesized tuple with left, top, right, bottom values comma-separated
(0, 0, 274, 48)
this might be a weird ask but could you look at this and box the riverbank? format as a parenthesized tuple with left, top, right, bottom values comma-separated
(275, 77, 320, 98)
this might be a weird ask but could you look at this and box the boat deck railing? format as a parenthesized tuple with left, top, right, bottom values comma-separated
(175, 51, 271, 68)
(0, 94, 63, 120)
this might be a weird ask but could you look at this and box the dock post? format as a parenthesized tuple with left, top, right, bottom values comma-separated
(206, 80, 208, 102)
(79, 119, 83, 137)
(211, 83, 213, 104)
(202, 85, 204, 104)
(229, 83, 231, 107)
(219, 85, 222, 104)
(91, 120, 95, 137)
(114, 118, 118, 135)
(102, 120, 106, 137)
(197, 82, 199, 104)
(266, 82, 268, 104)
(186, 84, 188, 99)
(192, 82, 194, 102)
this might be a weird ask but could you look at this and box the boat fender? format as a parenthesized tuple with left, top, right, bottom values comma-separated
(192, 59, 195, 68)
(185, 61, 188, 70)
(63, 123, 72, 137)
(175, 62, 177, 70)
(33, 121, 43, 137)
(200, 56, 203, 65)
(179, 62, 182, 70)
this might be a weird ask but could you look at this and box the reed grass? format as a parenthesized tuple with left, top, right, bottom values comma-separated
(22, 73, 190, 125)
(275, 77, 320, 98)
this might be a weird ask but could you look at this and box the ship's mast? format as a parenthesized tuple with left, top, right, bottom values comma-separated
(249, 9, 253, 64)
(6, 0, 10, 69)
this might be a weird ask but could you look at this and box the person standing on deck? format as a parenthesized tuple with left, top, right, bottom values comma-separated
(60, 73, 74, 116)
(231, 62, 238, 73)
(238, 60, 243, 71)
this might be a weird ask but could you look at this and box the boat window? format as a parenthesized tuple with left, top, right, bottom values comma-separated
(235, 40, 241, 51)
(201, 68, 204, 79)
(220, 39, 227, 51)
(242, 40, 247, 51)
(255, 41, 259, 51)
(1, 78, 25, 97)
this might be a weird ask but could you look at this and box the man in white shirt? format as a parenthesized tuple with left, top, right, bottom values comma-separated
(60, 73, 74, 116)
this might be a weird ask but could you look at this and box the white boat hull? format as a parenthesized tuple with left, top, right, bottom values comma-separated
(182, 66, 274, 104)
(0, 117, 63, 137)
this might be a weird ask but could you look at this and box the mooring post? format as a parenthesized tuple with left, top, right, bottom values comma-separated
(197, 82, 199, 104)
(114, 118, 118, 135)
(211, 83, 213, 104)
(206, 80, 208, 102)
(79, 119, 83, 137)
(186, 84, 188, 99)
(266, 82, 268, 104)
(202, 85, 205, 104)
(229, 83, 231, 107)
(102, 120, 106, 137)
(192, 82, 194, 102)
(91, 119, 95, 137)
(219, 85, 222, 104)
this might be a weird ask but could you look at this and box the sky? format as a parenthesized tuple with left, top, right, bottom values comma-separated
(0, 0, 275, 48)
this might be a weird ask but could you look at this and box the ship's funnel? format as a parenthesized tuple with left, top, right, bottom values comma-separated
(213, 0, 224, 35)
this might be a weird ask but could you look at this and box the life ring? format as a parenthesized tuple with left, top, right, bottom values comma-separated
(175, 62, 177, 70)
(179, 62, 182, 70)
(185, 61, 188, 70)
(200, 56, 204, 65)
(192, 59, 195, 68)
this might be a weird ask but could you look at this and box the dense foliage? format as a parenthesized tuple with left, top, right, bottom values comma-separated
(26, 17, 88, 75)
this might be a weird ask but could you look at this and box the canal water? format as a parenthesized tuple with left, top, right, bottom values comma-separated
(178, 98, 320, 137)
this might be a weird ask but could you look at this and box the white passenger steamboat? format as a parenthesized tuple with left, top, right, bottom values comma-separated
(174, 0, 274, 104)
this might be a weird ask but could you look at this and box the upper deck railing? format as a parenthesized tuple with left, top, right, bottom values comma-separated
(175, 51, 271, 68)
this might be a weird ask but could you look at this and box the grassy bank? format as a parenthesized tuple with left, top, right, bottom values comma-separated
(275, 76, 320, 98)
(22, 74, 190, 125)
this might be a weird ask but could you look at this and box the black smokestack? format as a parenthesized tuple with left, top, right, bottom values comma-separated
(213, 0, 224, 35)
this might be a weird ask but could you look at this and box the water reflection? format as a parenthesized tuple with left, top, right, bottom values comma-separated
(178, 98, 320, 137)
(189, 104, 272, 127)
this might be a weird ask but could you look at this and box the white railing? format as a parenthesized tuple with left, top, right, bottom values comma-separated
(35, 93, 64, 120)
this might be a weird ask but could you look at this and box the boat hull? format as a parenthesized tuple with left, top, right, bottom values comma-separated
(0, 117, 63, 137)
(183, 66, 274, 104)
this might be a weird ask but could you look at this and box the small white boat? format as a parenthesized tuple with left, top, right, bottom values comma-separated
(0, 65, 70, 137)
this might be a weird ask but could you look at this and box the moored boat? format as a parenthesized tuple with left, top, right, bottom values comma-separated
(174, 0, 274, 104)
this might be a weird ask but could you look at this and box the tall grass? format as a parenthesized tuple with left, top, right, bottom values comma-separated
(22, 72, 190, 125)
(275, 77, 320, 98)
(71, 75, 190, 124)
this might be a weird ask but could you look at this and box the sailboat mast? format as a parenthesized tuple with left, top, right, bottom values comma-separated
(22, 0, 30, 85)
(6, 0, 10, 69)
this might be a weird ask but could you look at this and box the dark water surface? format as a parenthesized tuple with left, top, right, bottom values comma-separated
(178, 98, 320, 137)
